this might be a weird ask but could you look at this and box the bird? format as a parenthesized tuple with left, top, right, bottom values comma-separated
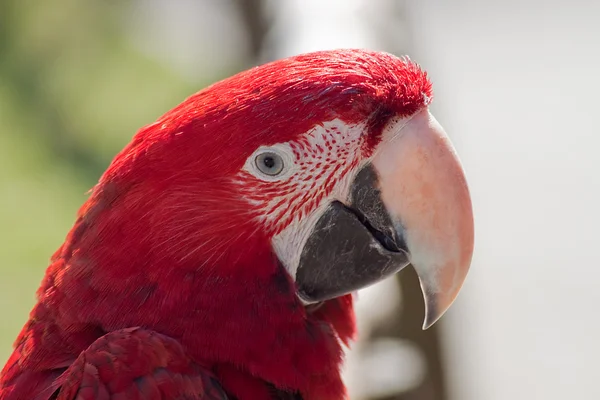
(0, 49, 474, 400)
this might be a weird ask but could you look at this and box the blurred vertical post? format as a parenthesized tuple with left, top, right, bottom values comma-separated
(370, 269, 448, 400)
(236, 0, 268, 61)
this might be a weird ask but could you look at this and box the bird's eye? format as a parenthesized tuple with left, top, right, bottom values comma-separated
(255, 152, 285, 176)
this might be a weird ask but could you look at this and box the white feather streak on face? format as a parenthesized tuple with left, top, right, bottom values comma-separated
(237, 119, 367, 276)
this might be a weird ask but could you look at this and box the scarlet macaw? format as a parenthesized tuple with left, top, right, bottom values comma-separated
(0, 49, 474, 400)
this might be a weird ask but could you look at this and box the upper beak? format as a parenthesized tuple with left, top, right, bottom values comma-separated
(372, 109, 474, 328)
(295, 108, 474, 329)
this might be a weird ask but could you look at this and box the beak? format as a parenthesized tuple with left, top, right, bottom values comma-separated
(295, 108, 474, 329)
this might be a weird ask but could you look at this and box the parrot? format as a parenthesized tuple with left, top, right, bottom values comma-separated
(0, 49, 474, 400)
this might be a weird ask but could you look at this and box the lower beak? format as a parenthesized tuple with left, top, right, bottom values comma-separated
(295, 108, 474, 329)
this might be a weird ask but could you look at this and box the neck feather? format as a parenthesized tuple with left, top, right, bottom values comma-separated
(30, 204, 355, 399)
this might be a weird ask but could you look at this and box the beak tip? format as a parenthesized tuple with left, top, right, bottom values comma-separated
(419, 273, 468, 330)
(421, 297, 439, 330)
(422, 320, 435, 330)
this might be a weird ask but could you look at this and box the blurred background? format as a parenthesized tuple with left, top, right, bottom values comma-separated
(1, 0, 599, 399)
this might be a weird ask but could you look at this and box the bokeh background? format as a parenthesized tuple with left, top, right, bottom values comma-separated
(1, 1, 599, 399)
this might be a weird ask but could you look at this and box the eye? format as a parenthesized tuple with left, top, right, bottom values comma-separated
(255, 151, 285, 176)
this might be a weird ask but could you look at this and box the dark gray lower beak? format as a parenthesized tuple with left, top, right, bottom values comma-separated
(295, 165, 410, 303)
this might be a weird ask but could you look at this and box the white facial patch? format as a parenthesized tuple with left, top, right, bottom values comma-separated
(237, 119, 369, 277)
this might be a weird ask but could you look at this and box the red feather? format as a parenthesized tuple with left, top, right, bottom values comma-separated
(0, 49, 431, 400)
(54, 328, 227, 400)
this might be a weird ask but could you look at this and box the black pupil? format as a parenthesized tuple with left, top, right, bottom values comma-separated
(263, 156, 276, 169)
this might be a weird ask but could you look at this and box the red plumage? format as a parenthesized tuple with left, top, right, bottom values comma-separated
(0, 49, 432, 400)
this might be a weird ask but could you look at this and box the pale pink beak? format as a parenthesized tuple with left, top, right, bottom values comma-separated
(372, 108, 474, 329)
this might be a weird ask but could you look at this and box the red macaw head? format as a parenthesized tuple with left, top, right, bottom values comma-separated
(38, 49, 473, 399)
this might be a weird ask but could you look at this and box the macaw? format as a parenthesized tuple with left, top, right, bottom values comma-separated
(0, 49, 474, 400)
